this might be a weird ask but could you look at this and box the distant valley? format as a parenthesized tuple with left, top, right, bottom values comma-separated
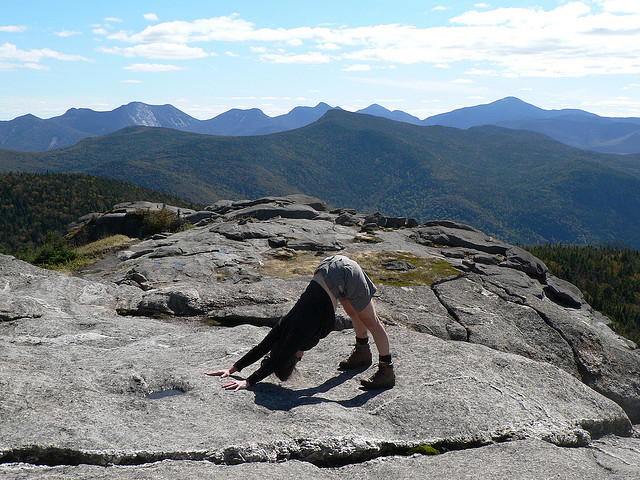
(2, 110, 640, 249)
(3, 97, 640, 154)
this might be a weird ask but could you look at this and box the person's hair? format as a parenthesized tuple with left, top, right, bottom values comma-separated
(262, 339, 298, 381)
(274, 353, 298, 381)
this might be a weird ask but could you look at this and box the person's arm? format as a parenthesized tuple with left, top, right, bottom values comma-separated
(245, 340, 299, 386)
(204, 366, 251, 391)
(233, 322, 282, 372)
(204, 320, 286, 391)
(205, 321, 281, 376)
(221, 377, 250, 391)
(204, 366, 238, 377)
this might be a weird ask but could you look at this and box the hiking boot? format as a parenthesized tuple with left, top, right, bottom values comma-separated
(360, 362, 395, 389)
(338, 342, 372, 370)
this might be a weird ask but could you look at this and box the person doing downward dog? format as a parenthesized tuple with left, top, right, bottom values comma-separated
(205, 255, 395, 391)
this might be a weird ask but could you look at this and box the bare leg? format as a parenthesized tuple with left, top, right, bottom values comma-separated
(341, 299, 390, 356)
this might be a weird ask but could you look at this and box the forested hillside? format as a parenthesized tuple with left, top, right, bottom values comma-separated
(0, 172, 200, 255)
(2, 110, 640, 248)
(526, 244, 640, 346)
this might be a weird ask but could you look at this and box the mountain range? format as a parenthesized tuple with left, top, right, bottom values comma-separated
(3, 97, 640, 154)
(2, 109, 640, 249)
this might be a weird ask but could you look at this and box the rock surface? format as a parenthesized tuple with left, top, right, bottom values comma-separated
(1, 194, 639, 478)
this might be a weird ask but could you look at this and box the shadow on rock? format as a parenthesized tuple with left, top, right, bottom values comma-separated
(253, 369, 384, 411)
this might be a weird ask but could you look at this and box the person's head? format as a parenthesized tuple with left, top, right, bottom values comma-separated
(263, 339, 298, 381)
(274, 353, 298, 381)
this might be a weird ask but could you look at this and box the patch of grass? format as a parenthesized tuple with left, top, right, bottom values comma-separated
(351, 251, 459, 287)
(75, 234, 133, 257)
(259, 249, 459, 286)
(353, 233, 383, 244)
(260, 249, 323, 279)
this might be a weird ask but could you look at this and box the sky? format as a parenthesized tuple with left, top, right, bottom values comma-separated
(2, 0, 640, 121)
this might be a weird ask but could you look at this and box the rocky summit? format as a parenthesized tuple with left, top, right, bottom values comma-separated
(1, 194, 639, 479)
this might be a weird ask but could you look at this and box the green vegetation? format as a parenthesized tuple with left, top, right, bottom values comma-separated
(352, 251, 459, 287)
(27, 232, 78, 268)
(526, 244, 640, 346)
(139, 208, 192, 237)
(25, 205, 194, 272)
(0, 172, 201, 257)
(24, 233, 133, 272)
(2, 110, 640, 248)
(260, 249, 459, 286)
(406, 445, 440, 456)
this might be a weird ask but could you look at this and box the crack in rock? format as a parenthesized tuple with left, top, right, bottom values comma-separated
(0, 427, 617, 470)
(430, 279, 470, 341)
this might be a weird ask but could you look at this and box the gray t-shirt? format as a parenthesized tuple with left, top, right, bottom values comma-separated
(314, 255, 377, 312)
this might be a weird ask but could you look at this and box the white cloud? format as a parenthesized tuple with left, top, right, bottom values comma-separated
(261, 52, 331, 64)
(225, 51, 239, 57)
(144, 13, 159, 22)
(587, 96, 640, 111)
(99, 43, 210, 60)
(104, 17, 122, 23)
(95, 5, 640, 77)
(600, 0, 640, 14)
(123, 63, 186, 72)
(343, 64, 371, 71)
(23, 62, 49, 71)
(122, 79, 143, 83)
(0, 25, 26, 33)
(432, 6, 449, 11)
(108, 15, 255, 43)
(55, 30, 82, 38)
(93, 28, 108, 35)
(466, 68, 500, 76)
(316, 42, 341, 51)
(0, 42, 89, 63)
(0, 61, 49, 71)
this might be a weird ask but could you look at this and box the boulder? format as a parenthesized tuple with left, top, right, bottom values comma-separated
(384, 217, 407, 229)
(411, 221, 548, 276)
(432, 275, 579, 376)
(206, 199, 235, 214)
(112, 201, 196, 217)
(67, 202, 200, 243)
(225, 203, 321, 221)
(185, 211, 218, 224)
(335, 212, 362, 226)
(364, 212, 387, 227)
(285, 238, 345, 252)
(210, 222, 284, 241)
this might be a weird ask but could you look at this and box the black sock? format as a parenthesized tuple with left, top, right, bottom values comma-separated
(356, 336, 369, 345)
(379, 354, 392, 363)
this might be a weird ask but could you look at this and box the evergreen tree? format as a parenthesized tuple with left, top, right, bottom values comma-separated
(526, 244, 640, 346)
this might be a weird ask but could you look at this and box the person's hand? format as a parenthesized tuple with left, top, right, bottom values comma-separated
(222, 378, 249, 391)
(204, 366, 237, 378)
